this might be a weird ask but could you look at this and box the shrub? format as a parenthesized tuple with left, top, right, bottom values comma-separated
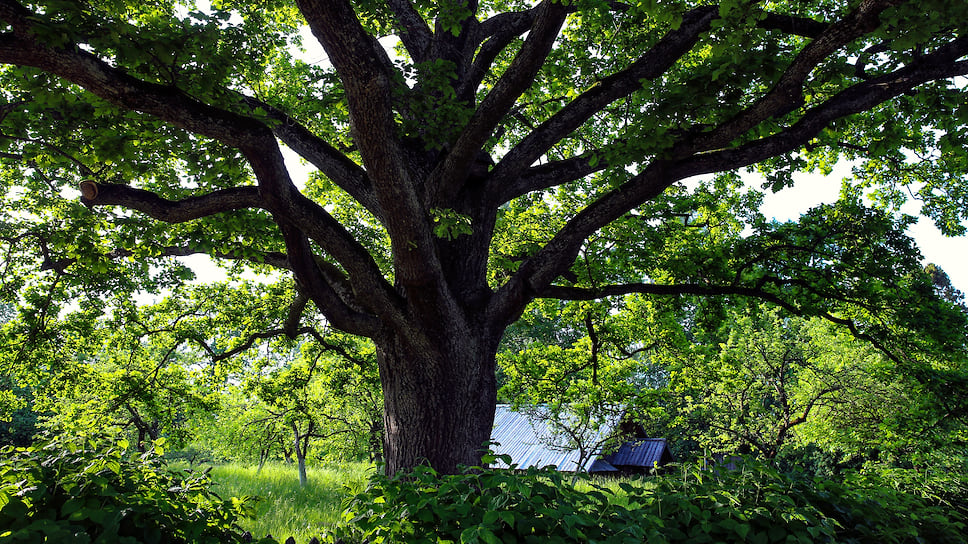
(0, 433, 275, 544)
(329, 454, 965, 544)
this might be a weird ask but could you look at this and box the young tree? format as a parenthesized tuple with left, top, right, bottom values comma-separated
(2, 0, 967, 474)
(663, 307, 867, 458)
(30, 295, 223, 451)
(245, 349, 378, 486)
(499, 299, 667, 467)
(192, 386, 293, 470)
(654, 305, 968, 462)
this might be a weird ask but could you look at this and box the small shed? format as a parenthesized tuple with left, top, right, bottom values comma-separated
(489, 404, 673, 473)
(604, 439, 675, 473)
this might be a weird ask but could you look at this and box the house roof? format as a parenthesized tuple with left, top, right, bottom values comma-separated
(489, 404, 621, 472)
(604, 439, 672, 468)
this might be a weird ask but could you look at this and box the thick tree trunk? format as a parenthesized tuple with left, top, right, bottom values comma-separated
(377, 328, 500, 476)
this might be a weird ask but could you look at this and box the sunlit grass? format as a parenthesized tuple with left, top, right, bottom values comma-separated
(209, 461, 373, 542)
(204, 461, 654, 542)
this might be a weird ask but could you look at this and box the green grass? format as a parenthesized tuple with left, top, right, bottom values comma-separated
(203, 462, 650, 542)
(208, 461, 373, 543)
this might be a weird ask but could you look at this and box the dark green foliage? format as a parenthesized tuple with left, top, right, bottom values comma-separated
(0, 406, 37, 447)
(331, 456, 965, 544)
(0, 434, 275, 544)
(850, 461, 968, 525)
(0, 376, 39, 447)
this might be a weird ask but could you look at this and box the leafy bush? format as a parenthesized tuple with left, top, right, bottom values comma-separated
(848, 460, 968, 524)
(329, 455, 965, 544)
(0, 433, 275, 544)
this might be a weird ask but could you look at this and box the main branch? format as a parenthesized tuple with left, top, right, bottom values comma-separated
(297, 0, 451, 311)
(430, 0, 569, 205)
(79, 182, 262, 222)
(492, 35, 968, 330)
(488, 6, 718, 193)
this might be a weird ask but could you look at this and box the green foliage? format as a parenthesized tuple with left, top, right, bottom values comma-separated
(2, 0, 967, 481)
(0, 375, 40, 447)
(851, 455, 968, 524)
(430, 208, 474, 240)
(190, 387, 292, 467)
(642, 301, 968, 464)
(240, 333, 384, 468)
(331, 457, 966, 543)
(0, 434, 272, 544)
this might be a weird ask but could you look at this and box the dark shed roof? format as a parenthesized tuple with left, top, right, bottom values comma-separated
(604, 438, 673, 468)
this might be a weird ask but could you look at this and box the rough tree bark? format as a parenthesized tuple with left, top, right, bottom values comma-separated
(377, 329, 502, 473)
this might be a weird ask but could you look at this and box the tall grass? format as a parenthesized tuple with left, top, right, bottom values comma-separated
(205, 461, 651, 542)
(209, 461, 373, 542)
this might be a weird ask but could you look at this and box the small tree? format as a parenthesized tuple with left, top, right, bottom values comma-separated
(191, 387, 291, 470)
(658, 305, 933, 459)
(500, 301, 656, 475)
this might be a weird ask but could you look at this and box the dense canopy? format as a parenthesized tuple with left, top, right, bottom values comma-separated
(1, 0, 967, 474)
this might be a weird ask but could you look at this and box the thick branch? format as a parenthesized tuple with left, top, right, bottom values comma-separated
(489, 6, 718, 190)
(536, 277, 923, 366)
(389, 0, 434, 63)
(681, 42, 968, 176)
(460, 6, 541, 99)
(500, 154, 608, 203)
(296, 0, 398, 85)
(296, 0, 447, 303)
(284, 289, 311, 339)
(77, 180, 393, 325)
(430, 0, 569, 205)
(79, 181, 262, 222)
(431, 1, 479, 85)
(242, 97, 383, 222)
(0, 37, 266, 151)
(492, 36, 968, 329)
(680, 0, 904, 155)
(0, 3, 402, 335)
(279, 222, 382, 336)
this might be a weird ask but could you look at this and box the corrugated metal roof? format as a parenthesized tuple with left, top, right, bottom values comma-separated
(604, 439, 672, 468)
(489, 404, 620, 472)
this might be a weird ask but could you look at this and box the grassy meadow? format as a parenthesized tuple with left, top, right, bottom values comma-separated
(208, 462, 373, 542)
(203, 460, 646, 542)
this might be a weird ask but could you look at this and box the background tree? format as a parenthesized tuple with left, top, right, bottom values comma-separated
(660, 306, 876, 458)
(191, 385, 293, 470)
(2, 0, 967, 474)
(243, 335, 382, 484)
(246, 360, 323, 487)
(642, 303, 968, 472)
(498, 298, 669, 466)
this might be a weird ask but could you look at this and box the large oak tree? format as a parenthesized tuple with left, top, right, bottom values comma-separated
(1, 0, 967, 474)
